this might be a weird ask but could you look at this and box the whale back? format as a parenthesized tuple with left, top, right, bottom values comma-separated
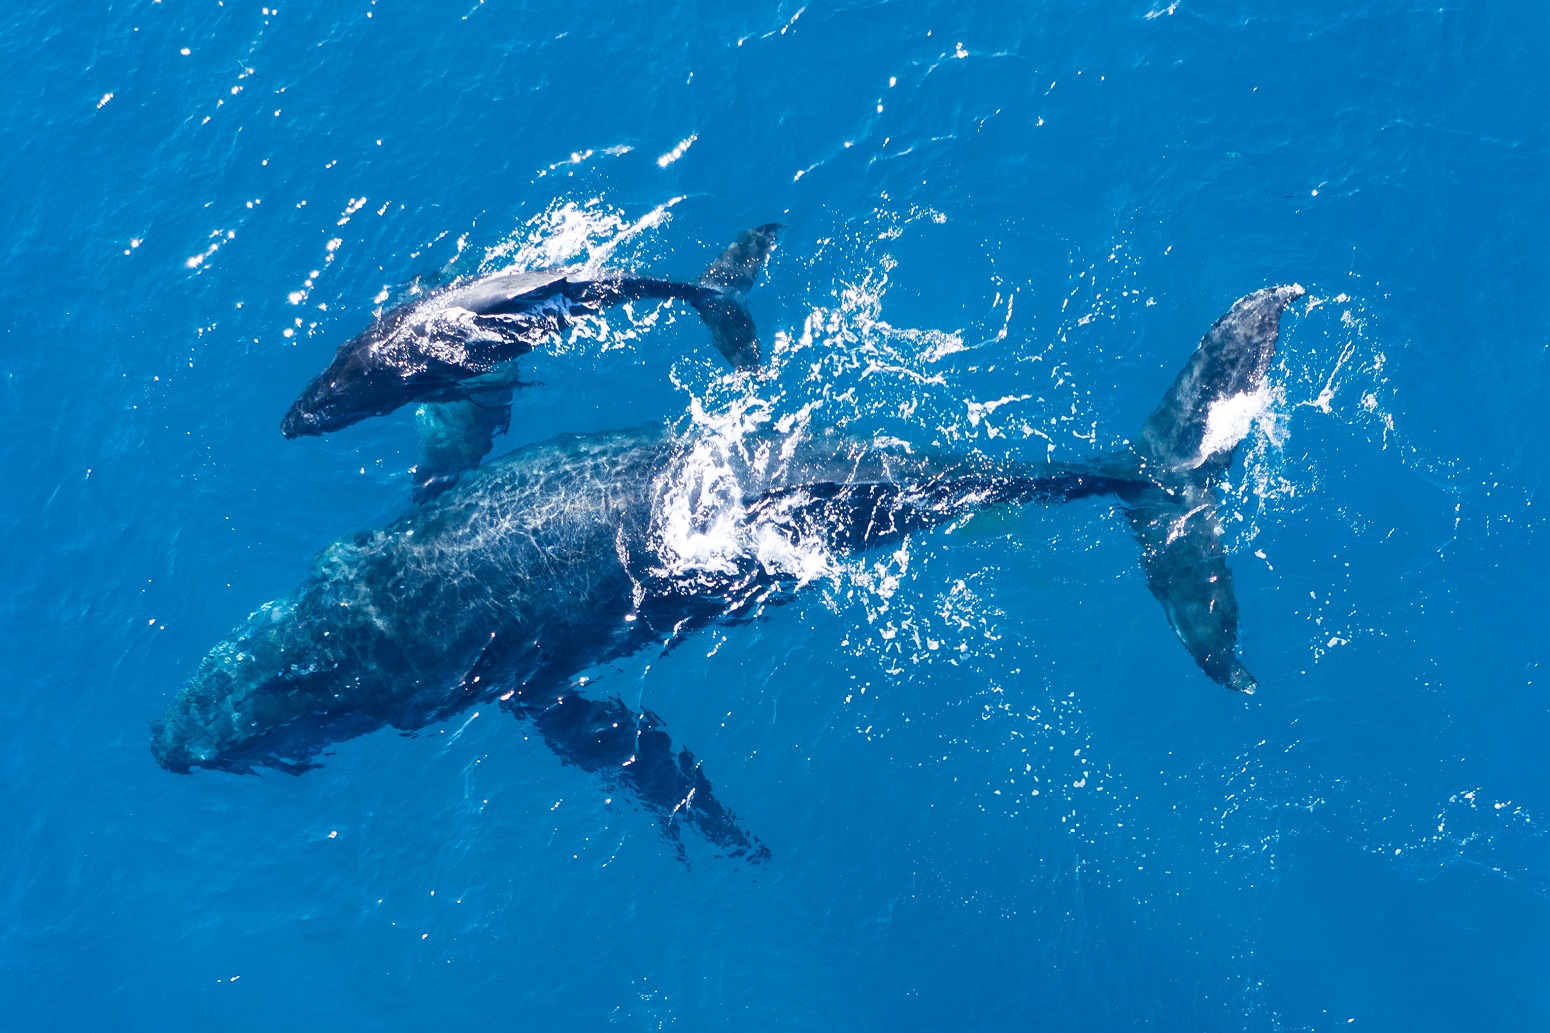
(439, 267, 571, 315)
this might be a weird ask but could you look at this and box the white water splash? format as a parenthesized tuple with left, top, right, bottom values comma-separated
(1226, 285, 1417, 533)
(648, 392, 838, 588)
(477, 196, 684, 279)
(655, 135, 697, 168)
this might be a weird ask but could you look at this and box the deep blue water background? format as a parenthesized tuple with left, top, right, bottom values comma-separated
(3, 1, 1548, 1029)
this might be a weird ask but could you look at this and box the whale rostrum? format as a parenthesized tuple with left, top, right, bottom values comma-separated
(157, 286, 1301, 856)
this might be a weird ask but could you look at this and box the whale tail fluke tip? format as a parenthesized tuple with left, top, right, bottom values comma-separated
(698, 223, 783, 296)
(1222, 654, 1258, 694)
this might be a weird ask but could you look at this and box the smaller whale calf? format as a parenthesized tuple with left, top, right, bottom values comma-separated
(280, 223, 782, 449)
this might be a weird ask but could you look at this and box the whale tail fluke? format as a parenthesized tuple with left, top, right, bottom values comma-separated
(1124, 481, 1257, 692)
(742, 286, 1300, 692)
(690, 223, 782, 369)
(1117, 285, 1303, 691)
(1139, 285, 1305, 474)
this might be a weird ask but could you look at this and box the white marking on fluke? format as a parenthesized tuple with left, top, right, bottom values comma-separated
(1196, 386, 1270, 465)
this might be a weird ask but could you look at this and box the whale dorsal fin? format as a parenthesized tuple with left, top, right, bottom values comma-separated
(1139, 285, 1303, 474)
(449, 268, 571, 315)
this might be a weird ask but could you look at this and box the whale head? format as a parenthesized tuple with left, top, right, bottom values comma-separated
(282, 318, 466, 438)
(151, 595, 374, 774)
(282, 343, 445, 438)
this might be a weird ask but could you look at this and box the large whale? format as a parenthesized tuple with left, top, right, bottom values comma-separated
(155, 286, 1302, 856)
(279, 224, 782, 447)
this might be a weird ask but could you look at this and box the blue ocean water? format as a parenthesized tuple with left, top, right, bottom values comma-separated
(3, 1, 1548, 1029)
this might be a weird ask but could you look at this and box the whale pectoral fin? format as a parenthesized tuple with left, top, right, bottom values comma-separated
(412, 385, 514, 501)
(618, 711, 770, 865)
(504, 689, 769, 864)
(1126, 485, 1256, 692)
(1140, 285, 1304, 471)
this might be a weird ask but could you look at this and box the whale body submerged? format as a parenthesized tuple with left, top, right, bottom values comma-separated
(154, 286, 1303, 857)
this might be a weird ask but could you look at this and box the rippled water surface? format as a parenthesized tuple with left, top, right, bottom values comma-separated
(3, 2, 1548, 1030)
